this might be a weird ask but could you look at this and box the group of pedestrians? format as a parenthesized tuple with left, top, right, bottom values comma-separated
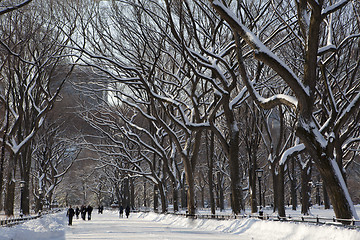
(66, 204, 93, 225)
(119, 205, 130, 218)
(67, 204, 132, 226)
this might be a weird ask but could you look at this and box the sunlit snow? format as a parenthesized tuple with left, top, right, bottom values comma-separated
(1, 208, 360, 240)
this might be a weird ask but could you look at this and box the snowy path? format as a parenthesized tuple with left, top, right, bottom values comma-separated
(65, 212, 244, 240)
(2, 209, 360, 240)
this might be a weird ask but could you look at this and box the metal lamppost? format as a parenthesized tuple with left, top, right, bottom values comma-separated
(308, 181, 322, 206)
(154, 189, 159, 212)
(184, 184, 189, 212)
(255, 169, 264, 218)
(315, 182, 322, 206)
(19, 181, 26, 218)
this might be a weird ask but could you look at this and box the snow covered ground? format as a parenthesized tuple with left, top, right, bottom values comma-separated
(1, 208, 360, 240)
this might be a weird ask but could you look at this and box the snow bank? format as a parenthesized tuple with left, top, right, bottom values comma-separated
(137, 212, 360, 240)
(0, 211, 66, 240)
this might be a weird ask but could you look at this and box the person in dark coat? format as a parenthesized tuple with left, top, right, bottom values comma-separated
(87, 205, 93, 220)
(75, 206, 80, 219)
(81, 205, 86, 220)
(67, 206, 75, 225)
(98, 205, 104, 214)
(125, 205, 130, 218)
(119, 205, 124, 218)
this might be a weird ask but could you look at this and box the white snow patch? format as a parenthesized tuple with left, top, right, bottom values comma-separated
(0, 211, 65, 240)
(138, 212, 360, 240)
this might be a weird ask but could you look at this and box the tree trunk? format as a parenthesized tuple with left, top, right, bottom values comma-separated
(290, 158, 297, 210)
(217, 171, 224, 211)
(301, 161, 312, 215)
(317, 158, 355, 221)
(323, 183, 330, 209)
(153, 185, 158, 212)
(208, 131, 215, 215)
(181, 185, 186, 209)
(5, 178, 15, 217)
(172, 181, 178, 212)
(298, 124, 358, 222)
(34, 189, 42, 214)
(22, 181, 30, 215)
(184, 162, 195, 215)
(277, 165, 286, 217)
(249, 162, 257, 213)
(271, 166, 278, 213)
(0, 191, 3, 211)
(159, 184, 167, 213)
(0, 133, 6, 212)
(22, 165, 31, 215)
(130, 177, 135, 209)
(143, 180, 147, 208)
(228, 127, 244, 214)
(200, 186, 205, 208)
(0, 92, 10, 212)
(125, 178, 130, 207)
(5, 153, 16, 216)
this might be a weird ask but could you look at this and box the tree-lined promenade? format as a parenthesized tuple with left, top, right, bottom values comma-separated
(0, 0, 359, 224)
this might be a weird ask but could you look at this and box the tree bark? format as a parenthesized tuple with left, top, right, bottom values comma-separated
(249, 163, 257, 213)
(290, 158, 297, 210)
(130, 177, 135, 209)
(217, 171, 224, 211)
(323, 183, 330, 209)
(143, 180, 147, 208)
(153, 185, 158, 212)
(208, 131, 215, 215)
(297, 123, 357, 221)
(172, 181, 178, 212)
(228, 126, 244, 214)
(277, 165, 286, 218)
(184, 159, 196, 216)
(301, 159, 312, 215)
(159, 184, 167, 213)
(5, 153, 16, 216)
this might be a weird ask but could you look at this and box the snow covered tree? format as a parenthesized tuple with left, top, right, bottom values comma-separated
(0, 0, 77, 216)
(0, 0, 33, 15)
(31, 120, 79, 213)
(209, 0, 360, 221)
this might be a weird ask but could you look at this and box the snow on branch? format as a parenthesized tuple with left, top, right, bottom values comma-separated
(279, 143, 305, 166)
(0, 0, 33, 15)
(210, 0, 308, 108)
(318, 44, 337, 55)
(321, 0, 351, 18)
(335, 92, 360, 132)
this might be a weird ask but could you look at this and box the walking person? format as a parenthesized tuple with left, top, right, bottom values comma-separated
(125, 205, 130, 218)
(67, 206, 75, 226)
(98, 205, 103, 214)
(119, 205, 124, 218)
(81, 205, 86, 220)
(100, 205, 104, 214)
(75, 206, 80, 219)
(87, 205, 93, 220)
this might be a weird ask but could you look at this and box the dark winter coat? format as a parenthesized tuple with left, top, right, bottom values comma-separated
(75, 207, 80, 216)
(119, 206, 124, 214)
(87, 205, 93, 214)
(67, 207, 75, 218)
(81, 205, 87, 220)
(125, 206, 130, 217)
